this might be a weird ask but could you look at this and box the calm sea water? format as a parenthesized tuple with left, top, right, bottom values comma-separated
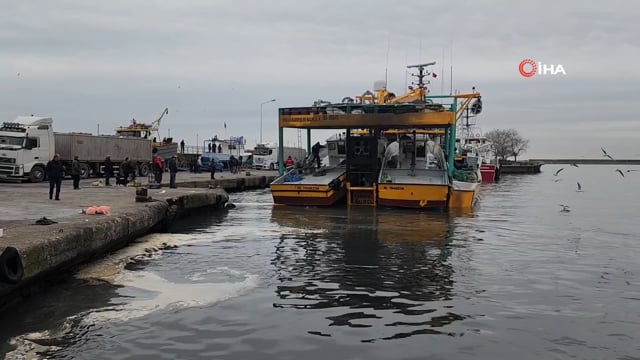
(1, 165, 639, 359)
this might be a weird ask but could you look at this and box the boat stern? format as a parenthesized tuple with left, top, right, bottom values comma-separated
(448, 181, 480, 208)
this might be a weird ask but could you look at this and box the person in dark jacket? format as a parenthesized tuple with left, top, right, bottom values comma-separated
(46, 153, 64, 200)
(120, 157, 131, 186)
(71, 155, 81, 189)
(229, 155, 238, 174)
(209, 158, 217, 180)
(104, 155, 114, 186)
(311, 141, 321, 169)
(168, 155, 178, 188)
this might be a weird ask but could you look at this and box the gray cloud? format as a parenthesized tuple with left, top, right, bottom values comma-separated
(1, 0, 637, 158)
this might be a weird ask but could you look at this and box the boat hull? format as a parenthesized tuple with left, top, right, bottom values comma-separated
(448, 181, 480, 208)
(272, 186, 346, 206)
(480, 164, 497, 183)
(377, 183, 449, 209)
(270, 173, 347, 206)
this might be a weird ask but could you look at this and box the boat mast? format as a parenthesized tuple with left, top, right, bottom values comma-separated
(406, 61, 435, 91)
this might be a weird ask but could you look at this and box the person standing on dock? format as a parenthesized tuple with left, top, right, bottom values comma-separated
(229, 155, 238, 174)
(104, 155, 114, 186)
(71, 155, 81, 190)
(46, 154, 63, 200)
(209, 157, 217, 180)
(168, 155, 178, 188)
(152, 152, 164, 184)
(180, 139, 185, 153)
(120, 157, 131, 186)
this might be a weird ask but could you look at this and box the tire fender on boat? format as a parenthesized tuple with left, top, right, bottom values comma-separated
(0, 247, 25, 285)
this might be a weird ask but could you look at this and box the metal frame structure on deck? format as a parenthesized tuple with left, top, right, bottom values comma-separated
(276, 92, 481, 180)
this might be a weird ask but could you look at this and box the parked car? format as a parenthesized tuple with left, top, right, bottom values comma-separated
(200, 153, 228, 172)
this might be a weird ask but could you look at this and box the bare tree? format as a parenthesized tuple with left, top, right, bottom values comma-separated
(510, 135, 529, 162)
(484, 128, 529, 162)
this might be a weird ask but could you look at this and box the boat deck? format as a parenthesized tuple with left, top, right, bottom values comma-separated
(273, 167, 346, 185)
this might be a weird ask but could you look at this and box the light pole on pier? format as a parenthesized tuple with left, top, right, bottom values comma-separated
(260, 99, 276, 145)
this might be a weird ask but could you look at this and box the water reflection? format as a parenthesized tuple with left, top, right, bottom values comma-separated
(270, 207, 465, 341)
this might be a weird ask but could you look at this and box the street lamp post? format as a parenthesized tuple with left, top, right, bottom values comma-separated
(260, 99, 276, 145)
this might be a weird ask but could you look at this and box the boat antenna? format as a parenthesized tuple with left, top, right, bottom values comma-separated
(404, 48, 408, 90)
(407, 62, 436, 90)
(449, 45, 453, 95)
(385, 37, 391, 89)
(441, 47, 445, 94)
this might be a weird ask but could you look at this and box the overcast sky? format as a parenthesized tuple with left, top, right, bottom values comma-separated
(1, 0, 638, 158)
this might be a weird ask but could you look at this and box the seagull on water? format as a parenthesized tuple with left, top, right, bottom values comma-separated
(559, 204, 571, 213)
(554, 168, 565, 176)
(576, 182, 583, 192)
(615, 169, 625, 177)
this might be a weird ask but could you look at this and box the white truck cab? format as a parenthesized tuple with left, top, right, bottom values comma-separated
(253, 143, 306, 170)
(0, 117, 54, 182)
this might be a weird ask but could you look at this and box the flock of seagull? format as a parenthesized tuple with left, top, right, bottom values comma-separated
(554, 147, 637, 213)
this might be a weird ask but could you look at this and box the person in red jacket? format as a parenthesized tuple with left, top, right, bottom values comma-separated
(284, 156, 295, 168)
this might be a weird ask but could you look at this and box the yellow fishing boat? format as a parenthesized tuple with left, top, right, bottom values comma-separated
(272, 62, 483, 210)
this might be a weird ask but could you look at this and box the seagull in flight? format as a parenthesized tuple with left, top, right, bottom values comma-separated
(570, 163, 579, 167)
(627, 169, 640, 173)
(601, 147, 614, 160)
(554, 168, 565, 176)
(615, 169, 625, 177)
(559, 204, 571, 213)
(552, 178, 562, 182)
(576, 182, 583, 192)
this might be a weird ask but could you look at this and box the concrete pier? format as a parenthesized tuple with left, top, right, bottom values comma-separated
(0, 169, 278, 308)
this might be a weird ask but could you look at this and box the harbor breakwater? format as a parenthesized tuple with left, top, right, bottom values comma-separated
(0, 172, 278, 308)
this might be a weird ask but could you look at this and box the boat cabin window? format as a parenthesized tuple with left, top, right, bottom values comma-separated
(117, 131, 142, 137)
(416, 144, 426, 158)
(337, 141, 346, 155)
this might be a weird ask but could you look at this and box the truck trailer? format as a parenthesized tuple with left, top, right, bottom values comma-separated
(0, 116, 153, 182)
